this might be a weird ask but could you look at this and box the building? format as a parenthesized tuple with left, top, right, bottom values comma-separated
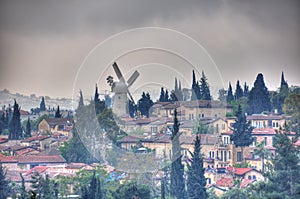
(38, 118, 73, 136)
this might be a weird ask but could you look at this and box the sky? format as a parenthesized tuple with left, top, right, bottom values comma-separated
(0, 0, 299, 101)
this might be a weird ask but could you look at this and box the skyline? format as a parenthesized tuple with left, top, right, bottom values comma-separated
(0, 0, 300, 99)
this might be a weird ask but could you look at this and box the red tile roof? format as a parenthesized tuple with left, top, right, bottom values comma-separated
(216, 177, 234, 187)
(240, 179, 255, 188)
(0, 154, 18, 163)
(25, 166, 48, 175)
(15, 155, 66, 164)
(227, 167, 253, 175)
(21, 136, 50, 142)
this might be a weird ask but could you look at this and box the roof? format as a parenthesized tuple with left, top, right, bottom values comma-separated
(21, 136, 50, 142)
(25, 166, 48, 175)
(216, 177, 234, 187)
(222, 128, 296, 136)
(240, 179, 256, 188)
(0, 154, 18, 163)
(227, 167, 253, 175)
(247, 114, 289, 120)
(15, 155, 66, 164)
(44, 118, 74, 127)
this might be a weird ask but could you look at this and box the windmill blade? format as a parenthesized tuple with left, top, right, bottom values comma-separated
(112, 62, 125, 82)
(127, 89, 135, 104)
(127, 70, 140, 88)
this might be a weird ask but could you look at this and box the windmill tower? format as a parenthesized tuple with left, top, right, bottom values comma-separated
(110, 62, 139, 117)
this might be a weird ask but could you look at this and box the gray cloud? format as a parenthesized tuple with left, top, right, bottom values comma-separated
(0, 0, 299, 98)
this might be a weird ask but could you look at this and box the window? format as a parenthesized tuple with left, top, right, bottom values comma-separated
(222, 124, 225, 130)
(202, 113, 204, 118)
(276, 122, 279, 127)
(264, 137, 267, 146)
(216, 124, 219, 133)
(248, 175, 252, 180)
(253, 175, 256, 180)
(224, 151, 227, 162)
(252, 137, 257, 147)
(220, 151, 223, 161)
(58, 124, 64, 131)
(237, 152, 242, 162)
(228, 151, 231, 159)
(209, 151, 214, 159)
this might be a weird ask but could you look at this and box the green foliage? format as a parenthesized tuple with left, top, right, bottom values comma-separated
(25, 117, 31, 138)
(29, 172, 58, 199)
(128, 99, 136, 118)
(191, 70, 200, 101)
(218, 88, 227, 102)
(248, 73, 271, 114)
(0, 165, 11, 199)
(199, 71, 211, 100)
(226, 82, 234, 103)
(112, 181, 151, 199)
(55, 105, 62, 118)
(159, 87, 166, 102)
(230, 97, 248, 116)
(187, 136, 207, 199)
(170, 109, 186, 198)
(137, 92, 154, 118)
(78, 90, 84, 108)
(234, 80, 243, 100)
(81, 172, 103, 199)
(283, 93, 300, 132)
(221, 187, 247, 199)
(243, 82, 249, 97)
(230, 105, 253, 148)
(40, 96, 46, 111)
(9, 99, 22, 139)
(19, 173, 28, 199)
(194, 122, 213, 134)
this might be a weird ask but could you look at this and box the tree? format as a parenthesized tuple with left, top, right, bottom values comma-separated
(271, 72, 289, 114)
(81, 172, 103, 199)
(137, 92, 154, 118)
(253, 141, 270, 173)
(258, 130, 300, 198)
(170, 109, 186, 198)
(78, 90, 84, 108)
(112, 182, 150, 199)
(199, 71, 211, 100)
(25, 117, 31, 138)
(243, 82, 249, 97)
(230, 105, 253, 163)
(248, 73, 271, 114)
(128, 99, 136, 118)
(226, 82, 234, 103)
(165, 90, 170, 102)
(283, 93, 300, 132)
(19, 173, 28, 199)
(234, 80, 243, 100)
(159, 87, 166, 102)
(8, 99, 22, 139)
(186, 135, 207, 199)
(0, 165, 11, 199)
(55, 105, 62, 118)
(94, 84, 106, 114)
(191, 70, 200, 100)
(40, 96, 46, 111)
(218, 88, 227, 102)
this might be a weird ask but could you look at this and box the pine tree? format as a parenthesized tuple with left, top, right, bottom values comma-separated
(8, 99, 22, 140)
(243, 82, 249, 97)
(226, 82, 234, 103)
(278, 71, 289, 113)
(187, 135, 207, 199)
(40, 96, 46, 111)
(25, 117, 31, 138)
(128, 99, 136, 118)
(234, 80, 243, 100)
(248, 73, 271, 114)
(230, 105, 253, 163)
(78, 90, 84, 108)
(165, 90, 170, 102)
(170, 109, 186, 198)
(199, 71, 211, 100)
(94, 84, 105, 114)
(55, 105, 62, 118)
(94, 84, 100, 104)
(159, 87, 165, 102)
(0, 165, 11, 199)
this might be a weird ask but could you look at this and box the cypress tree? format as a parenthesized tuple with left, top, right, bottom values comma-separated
(248, 73, 271, 114)
(235, 80, 244, 100)
(165, 90, 170, 102)
(40, 97, 46, 112)
(128, 99, 136, 118)
(159, 87, 165, 102)
(243, 82, 249, 97)
(226, 82, 234, 103)
(94, 84, 100, 104)
(137, 92, 154, 118)
(191, 70, 201, 100)
(187, 135, 207, 199)
(8, 99, 22, 140)
(55, 105, 62, 118)
(199, 71, 211, 100)
(78, 90, 84, 108)
(230, 105, 253, 163)
(25, 117, 31, 138)
(170, 109, 186, 198)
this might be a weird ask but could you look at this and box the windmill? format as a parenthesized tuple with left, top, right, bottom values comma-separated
(108, 62, 139, 117)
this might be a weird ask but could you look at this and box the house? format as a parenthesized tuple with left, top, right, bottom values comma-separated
(38, 118, 73, 136)
(14, 155, 67, 170)
(247, 114, 290, 129)
(20, 135, 53, 150)
(0, 154, 18, 170)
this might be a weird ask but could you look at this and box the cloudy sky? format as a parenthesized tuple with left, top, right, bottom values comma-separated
(0, 0, 299, 100)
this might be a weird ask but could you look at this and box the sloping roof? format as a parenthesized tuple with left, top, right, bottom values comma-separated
(25, 166, 48, 175)
(247, 114, 289, 120)
(0, 154, 18, 163)
(227, 167, 253, 175)
(240, 179, 256, 188)
(222, 128, 296, 136)
(21, 136, 50, 142)
(15, 155, 66, 164)
(44, 118, 74, 127)
(216, 177, 234, 187)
